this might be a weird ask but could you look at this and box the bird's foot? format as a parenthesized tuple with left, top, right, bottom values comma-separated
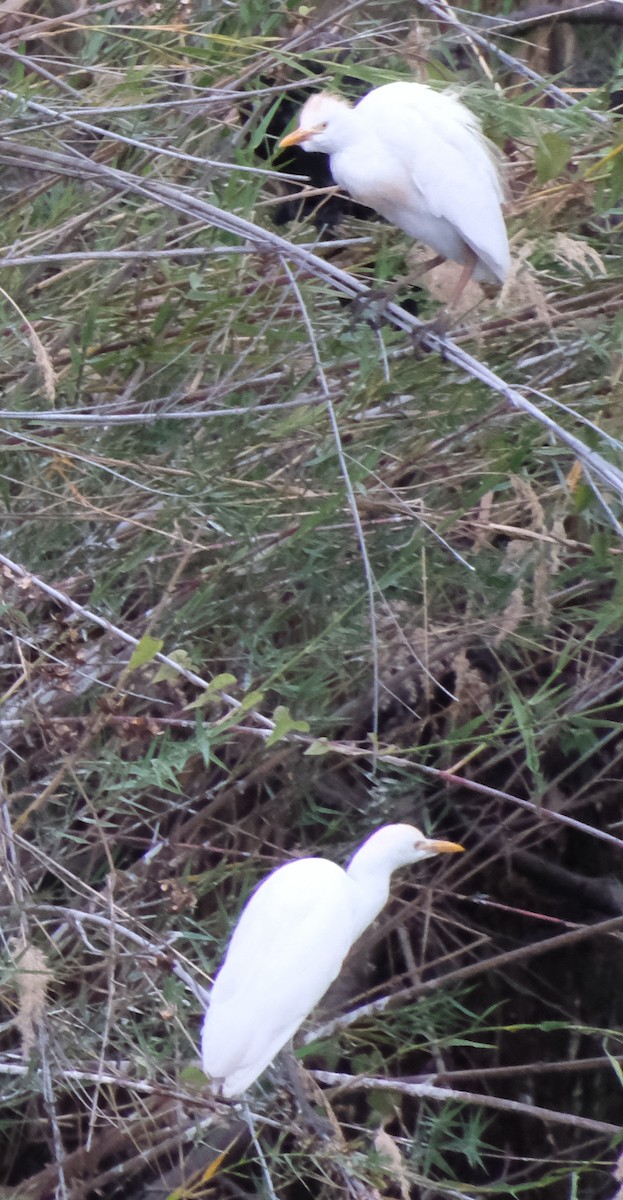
(411, 308, 452, 356)
(349, 285, 398, 328)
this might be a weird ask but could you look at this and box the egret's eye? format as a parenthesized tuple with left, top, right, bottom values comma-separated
(318, 121, 328, 131)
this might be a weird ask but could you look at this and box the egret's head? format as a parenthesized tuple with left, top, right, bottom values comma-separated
(278, 93, 353, 155)
(348, 823, 464, 878)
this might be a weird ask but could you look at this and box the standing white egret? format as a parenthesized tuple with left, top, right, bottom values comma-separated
(279, 81, 510, 320)
(201, 823, 464, 1097)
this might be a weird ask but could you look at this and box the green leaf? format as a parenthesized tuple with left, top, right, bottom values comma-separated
(608, 145, 623, 204)
(153, 648, 196, 683)
(128, 635, 164, 671)
(207, 672, 237, 693)
(179, 1063, 209, 1087)
(509, 690, 545, 798)
(186, 673, 238, 710)
(304, 738, 331, 756)
(194, 713, 213, 768)
(249, 96, 282, 151)
(535, 132, 571, 182)
(604, 1041, 623, 1087)
(265, 705, 310, 747)
(235, 689, 265, 715)
(152, 295, 174, 336)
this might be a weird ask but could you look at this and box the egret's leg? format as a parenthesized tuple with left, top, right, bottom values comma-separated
(400, 253, 446, 288)
(373, 253, 445, 302)
(446, 251, 479, 312)
(242, 1100, 278, 1200)
(411, 249, 478, 349)
(350, 254, 444, 326)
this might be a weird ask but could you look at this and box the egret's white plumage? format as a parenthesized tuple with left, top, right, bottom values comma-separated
(201, 823, 463, 1097)
(279, 81, 510, 287)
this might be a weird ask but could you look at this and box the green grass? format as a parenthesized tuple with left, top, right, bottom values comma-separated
(1, 0, 623, 1196)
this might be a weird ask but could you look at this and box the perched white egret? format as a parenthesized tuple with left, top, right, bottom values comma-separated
(279, 82, 510, 316)
(201, 823, 464, 1097)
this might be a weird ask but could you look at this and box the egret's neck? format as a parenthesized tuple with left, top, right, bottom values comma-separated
(345, 852, 394, 942)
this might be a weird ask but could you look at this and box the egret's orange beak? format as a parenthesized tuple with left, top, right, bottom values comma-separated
(428, 840, 464, 854)
(279, 126, 313, 149)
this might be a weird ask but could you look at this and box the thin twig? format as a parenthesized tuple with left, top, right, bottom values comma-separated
(281, 259, 381, 753)
(243, 1102, 279, 1200)
(415, 0, 608, 122)
(312, 1070, 622, 1137)
(308, 913, 623, 1040)
(0, 550, 276, 745)
(1, 139, 621, 514)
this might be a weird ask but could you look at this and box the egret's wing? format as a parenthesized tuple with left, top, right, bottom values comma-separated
(355, 83, 509, 281)
(201, 859, 355, 1093)
(209, 860, 350, 1002)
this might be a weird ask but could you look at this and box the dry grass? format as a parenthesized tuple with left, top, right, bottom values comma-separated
(1, 1, 623, 1197)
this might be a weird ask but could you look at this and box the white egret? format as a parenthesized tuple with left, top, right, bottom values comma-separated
(279, 82, 510, 321)
(201, 823, 464, 1097)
